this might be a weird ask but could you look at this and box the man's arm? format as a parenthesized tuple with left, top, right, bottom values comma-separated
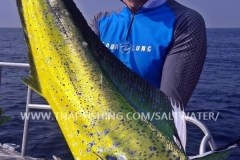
(88, 11, 114, 37)
(160, 9, 207, 109)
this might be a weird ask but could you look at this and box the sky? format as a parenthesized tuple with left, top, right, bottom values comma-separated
(0, 0, 240, 28)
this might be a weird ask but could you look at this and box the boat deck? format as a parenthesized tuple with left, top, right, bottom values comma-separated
(0, 143, 48, 160)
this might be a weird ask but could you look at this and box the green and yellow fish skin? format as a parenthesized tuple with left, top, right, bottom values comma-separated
(16, 0, 186, 159)
(16, 0, 238, 160)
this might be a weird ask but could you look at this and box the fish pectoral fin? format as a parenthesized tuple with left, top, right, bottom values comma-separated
(92, 150, 105, 160)
(21, 50, 42, 96)
(22, 77, 42, 96)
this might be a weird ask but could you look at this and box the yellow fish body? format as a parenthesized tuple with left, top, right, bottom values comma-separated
(16, 0, 239, 159)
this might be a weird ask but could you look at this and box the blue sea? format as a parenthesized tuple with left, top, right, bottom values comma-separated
(0, 28, 240, 159)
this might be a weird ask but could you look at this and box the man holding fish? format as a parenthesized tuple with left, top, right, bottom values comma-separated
(89, 0, 207, 109)
(17, 0, 239, 159)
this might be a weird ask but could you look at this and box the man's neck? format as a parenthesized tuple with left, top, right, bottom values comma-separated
(123, 0, 148, 14)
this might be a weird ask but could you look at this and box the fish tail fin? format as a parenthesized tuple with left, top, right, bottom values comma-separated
(190, 138, 240, 160)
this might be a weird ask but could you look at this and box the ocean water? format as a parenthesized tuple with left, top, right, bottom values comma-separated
(0, 28, 240, 159)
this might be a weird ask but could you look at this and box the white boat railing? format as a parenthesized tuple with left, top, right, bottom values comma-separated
(0, 62, 217, 157)
(0, 62, 50, 156)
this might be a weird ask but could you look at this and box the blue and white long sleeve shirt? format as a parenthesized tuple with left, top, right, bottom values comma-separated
(89, 0, 207, 108)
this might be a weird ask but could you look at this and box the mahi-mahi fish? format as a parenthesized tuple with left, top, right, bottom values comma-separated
(16, 0, 239, 159)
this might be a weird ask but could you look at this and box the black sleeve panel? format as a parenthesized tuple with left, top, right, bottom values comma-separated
(88, 11, 119, 37)
(88, 15, 100, 36)
(160, 8, 207, 109)
(88, 12, 110, 36)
